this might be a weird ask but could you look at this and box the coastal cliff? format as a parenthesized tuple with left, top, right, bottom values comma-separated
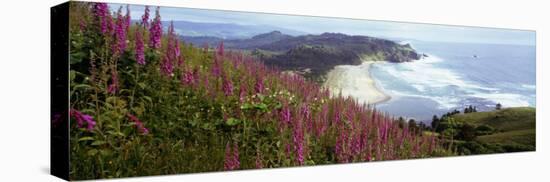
(183, 31, 420, 81)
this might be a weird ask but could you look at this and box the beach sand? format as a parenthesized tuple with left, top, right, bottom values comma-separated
(323, 61, 390, 105)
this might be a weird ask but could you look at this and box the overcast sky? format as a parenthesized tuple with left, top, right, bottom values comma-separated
(109, 3, 535, 45)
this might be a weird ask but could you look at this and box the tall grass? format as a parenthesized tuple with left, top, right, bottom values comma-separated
(65, 2, 451, 180)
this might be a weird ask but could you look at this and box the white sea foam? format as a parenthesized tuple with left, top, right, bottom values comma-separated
(378, 55, 497, 91)
(472, 92, 530, 108)
(521, 84, 536, 90)
(372, 54, 530, 109)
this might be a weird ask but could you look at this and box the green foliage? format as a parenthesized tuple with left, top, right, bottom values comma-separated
(65, 2, 450, 180)
(439, 107, 536, 155)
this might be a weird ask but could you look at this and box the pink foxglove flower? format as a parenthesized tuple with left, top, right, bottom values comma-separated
(255, 151, 263, 169)
(70, 109, 96, 131)
(135, 29, 145, 65)
(174, 39, 183, 66)
(79, 18, 87, 32)
(107, 71, 119, 94)
(222, 75, 234, 96)
(239, 83, 247, 103)
(292, 112, 305, 165)
(112, 6, 127, 56)
(149, 7, 162, 49)
(254, 76, 264, 94)
(141, 6, 150, 28)
(233, 143, 240, 169)
(93, 3, 109, 34)
(280, 101, 291, 128)
(160, 55, 174, 76)
(181, 68, 199, 87)
(224, 142, 240, 170)
(335, 128, 349, 163)
(124, 5, 131, 32)
(224, 142, 233, 170)
(127, 114, 149, 135)
(211, 56, 222, 77)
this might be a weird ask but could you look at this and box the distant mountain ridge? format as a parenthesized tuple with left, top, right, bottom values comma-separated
(182, 31, 420, 81)
(163, 21, 305, 39)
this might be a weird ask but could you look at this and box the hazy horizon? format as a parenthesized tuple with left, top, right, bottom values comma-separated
(109, 3, 536, 46)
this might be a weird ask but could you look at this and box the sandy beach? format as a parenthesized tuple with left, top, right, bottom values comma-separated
(323, 61, 390, 105)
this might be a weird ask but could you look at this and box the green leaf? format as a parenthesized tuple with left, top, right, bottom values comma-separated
(138, 82, 147, 89)
(70, 52, 85, 64)
(73, 84, 92, 90)
(69, 70, 76, 82)
(240, 103, 253, 110)
(254, 103, 268, 111)
(100, 149, 112, 157)
(87, 149, 98, 156)
(142, 96, 153, 104)
(226, 118, 241, 126)
(78, 137, 94, 141)
(91, 140, 106, 146)
(201, 123, 215, 130)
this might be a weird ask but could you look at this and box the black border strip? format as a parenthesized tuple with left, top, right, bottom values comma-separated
(51, 1, 70, 181)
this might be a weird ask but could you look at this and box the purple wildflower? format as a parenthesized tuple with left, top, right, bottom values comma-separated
(93, 3, 109, 34)
(224, 142, 233, 170)
(174, 39, 182, 66)
(222, 75, 234, 96)
(141, 6, 150, 28)
(211, 56, 222, 77)
(127, 114, 149, 135)
(254, 76, 264, 94)
(160, 55, 174, 76)
(160, 21, 180, 76)
(233, 143, 240, 169)
(224, 142, 240, 170)
(285, 143, 292, 159)
(335, 128, 349, 163)
(351, 133, 361, 157)
(239, 83, 247, 103)
(112, 6, 127, 56)
(211, 42, 225, 77)
(107, 70, 118, 94)
(181, 68, 199, 87)
(292, 113, 305, 165)
(301, 104, 312, 133)
(106, 14, 114, 34)
(70, 109, 96, 131)
(135, 29, 145, 65)
(125, 5, 131, 32)
(255, 151, 263, 169)
(79, 18, 86, 32)
(149, 7, 162, 49)
(280, 102, 291, 127)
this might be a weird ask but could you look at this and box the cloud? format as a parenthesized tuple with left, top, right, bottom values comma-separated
(108, 3, 535, 45)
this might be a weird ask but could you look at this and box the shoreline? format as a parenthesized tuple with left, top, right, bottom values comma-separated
(323, 61, 391, 105)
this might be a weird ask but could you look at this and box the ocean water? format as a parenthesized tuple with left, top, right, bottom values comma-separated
(370, 41, 536, 122)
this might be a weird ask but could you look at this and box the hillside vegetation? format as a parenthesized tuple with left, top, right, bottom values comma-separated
(452, 107, 535, 148)
(64, 2, 449, 180)
(183, 31, 420, 81)
(432, 107, 536, 154)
